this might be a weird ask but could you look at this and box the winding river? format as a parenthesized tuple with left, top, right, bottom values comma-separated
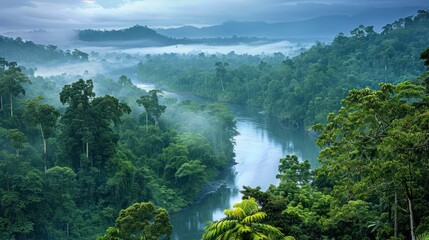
(135, 83, 320, 240)
(170, 107, 320, 239)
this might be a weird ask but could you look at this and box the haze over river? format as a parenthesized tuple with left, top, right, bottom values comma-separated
(170, 104, 320, 239)
(136, 84, 320, 240)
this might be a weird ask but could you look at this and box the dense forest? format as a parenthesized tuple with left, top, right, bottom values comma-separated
(1, 8, 429, 240)
(137, 10, 429, 127)
(78, 25, 269, 47)
(79, 25, 177, 45)
(173, 50, 429, 240)
(0, 57, 237, 239)
(0, 35, 88, 66)
(221, 49, 429, 240)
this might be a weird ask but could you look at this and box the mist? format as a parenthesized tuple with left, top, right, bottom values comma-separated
(115, 41, 308, 56)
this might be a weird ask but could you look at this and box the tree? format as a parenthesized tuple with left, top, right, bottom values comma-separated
(0, 57, 8, 111)
(314, 81, 429, 240)
(59, 79, 130, 170)
(44, 166, 77, 238)
(91, 95, 131, 167)
(97, 202, 173, 240)
(7, 129, 27, 157)
(420, 47, 429, 93)
(118, 75, 133, 87)
(175, 160, 207, 197)
(202, 198, 291, 240)
(136, 89, 166, 131)
(276, 155, 311, 186)
(148, 90, 166, 127)
(0, 152, 44, 239)
(23, 97, 60, 171)
(136, 94, 152, 131)
(59, 79, 95, 168)
(215, 62, 228, 91)
(0, 62, 31, 117)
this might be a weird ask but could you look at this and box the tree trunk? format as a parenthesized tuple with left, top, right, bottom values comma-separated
(145, 111, 149, 132)
(86, 141, 89, 159)
(408, 195, 416, 240)
(0, 95, 3, 110)
(154, 117, 159, 128)
(67, 222, 70, 238)
(220, 76, 225, 91)
(40, 125, 47, 172)
(394, 190, 398, 238)
(10, 93, 13, 117)
(404, 180, 416, 240)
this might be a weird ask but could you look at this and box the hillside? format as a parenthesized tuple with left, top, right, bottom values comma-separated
(78, 25, 180, 46)
(157, 6, 422, 41)
(0, 35, 87, 66)
(138, 10, 429, 127)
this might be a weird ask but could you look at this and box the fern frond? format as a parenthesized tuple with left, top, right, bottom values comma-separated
(225, 207, 246, 220)
(234, 198, 259, 215)
(417, 232, 429, 240)
(243, 212, 267, 224)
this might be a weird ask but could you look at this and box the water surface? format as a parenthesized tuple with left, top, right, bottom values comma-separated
(170, 105, 320, 239)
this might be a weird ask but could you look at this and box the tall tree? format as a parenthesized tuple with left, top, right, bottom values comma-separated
(7, 129, 27, 157)
(23, 97, 60, 171)
(148, 90, 166, 127)
(59, 79, 130, 170)
(136, 89, 166, 131)
(0, 57, 8, 111)
(44, 166, 78, 238)
(215, 62, 228, 91)
(0, 62, 31, 117)
(314, 81, 429, 240)
(136, 94, 152, 131)
(59, 79, 95, 169)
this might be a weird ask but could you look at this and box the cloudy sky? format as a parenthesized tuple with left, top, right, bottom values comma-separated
(0, 0, 428, 31)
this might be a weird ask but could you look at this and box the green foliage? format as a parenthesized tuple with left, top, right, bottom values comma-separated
(0, 35, 87, 65)
(79, 25, 176, 45)
(136, 89, 166, 130)
(7, 128, 27, 156)
(0, 151, 45, 239)
(0, 61, 31, 117)
(137, 10, 429, 127)
(97, 202, 173, 240)
(6, 11, 429, 240)
(417, 232, 429, 240)
(0, 62, 237, 239)
(58, 79, 131, 170)
(202, 198, 290, 240)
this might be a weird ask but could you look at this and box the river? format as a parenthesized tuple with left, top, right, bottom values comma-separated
(170, 106, 319, 239)
(135, 83, 320, 240)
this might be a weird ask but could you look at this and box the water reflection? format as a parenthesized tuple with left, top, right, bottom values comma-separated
(171, 105, 320, 239)
(171, 181, 236, 240)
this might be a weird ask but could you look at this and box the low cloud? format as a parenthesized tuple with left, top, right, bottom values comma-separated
(0, 0, 428, 32)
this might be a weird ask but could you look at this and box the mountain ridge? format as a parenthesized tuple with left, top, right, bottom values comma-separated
(157, 6, 424, 40)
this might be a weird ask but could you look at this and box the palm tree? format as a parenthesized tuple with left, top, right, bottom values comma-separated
(202, 198, 293, 240)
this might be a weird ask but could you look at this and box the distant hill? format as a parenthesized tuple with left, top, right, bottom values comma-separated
(0, 35, 87, 67)
(157, 6, 425, 41)
(78, 25, 179, 46)
(77, 25, 271, 47)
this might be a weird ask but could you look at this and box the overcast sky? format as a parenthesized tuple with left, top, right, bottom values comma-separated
(0, 0, 428, 32)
